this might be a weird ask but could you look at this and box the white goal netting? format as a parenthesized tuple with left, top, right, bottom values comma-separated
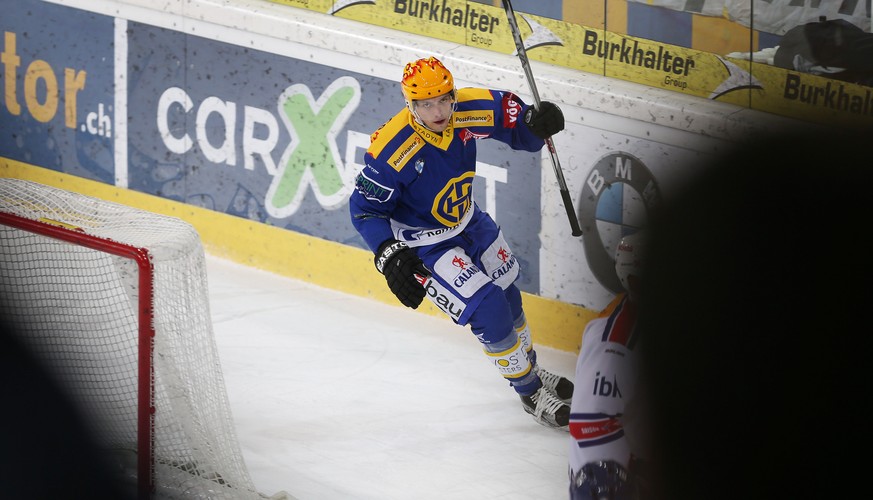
(0, 177, 260, 499)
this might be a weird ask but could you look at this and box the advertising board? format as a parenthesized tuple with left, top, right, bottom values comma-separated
(1, 0, 802, 318)
(0, 2, 115, 183)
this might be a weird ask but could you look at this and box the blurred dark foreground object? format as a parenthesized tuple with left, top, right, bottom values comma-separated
(638, 126, 872, 500)
(0, 320, 134, 499)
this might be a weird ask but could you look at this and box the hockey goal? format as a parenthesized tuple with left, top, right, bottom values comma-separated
(0, 178, 260, 499)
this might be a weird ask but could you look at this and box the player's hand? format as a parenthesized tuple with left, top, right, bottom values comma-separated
(375, 240, 430, 309)
(524, 101, 564, 139)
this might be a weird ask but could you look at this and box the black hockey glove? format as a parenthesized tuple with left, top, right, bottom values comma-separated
(375, 240, 430, 309)
(523, 101, 564, 140)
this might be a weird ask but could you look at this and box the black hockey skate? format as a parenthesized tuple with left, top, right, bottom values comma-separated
(535, 365, 574, 403)
(521, 386, 570, 430)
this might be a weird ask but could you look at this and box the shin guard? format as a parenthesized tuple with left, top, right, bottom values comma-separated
(514, 313, 537, 366)
(483, 335, 539, 395)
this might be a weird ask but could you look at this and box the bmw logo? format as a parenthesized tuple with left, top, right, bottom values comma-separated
(578, 152, 660, 293)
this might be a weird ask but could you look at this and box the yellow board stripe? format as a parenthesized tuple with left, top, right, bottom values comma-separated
(1, 159, 596, 353)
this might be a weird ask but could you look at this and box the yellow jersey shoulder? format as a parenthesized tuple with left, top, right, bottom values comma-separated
(367, 109, 426, 172)
(456, 87, 494, 103)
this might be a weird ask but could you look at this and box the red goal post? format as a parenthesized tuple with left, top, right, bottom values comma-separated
(0, 178, 260, 499)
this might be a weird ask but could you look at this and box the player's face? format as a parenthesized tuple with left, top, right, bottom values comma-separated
(413, 94, 455, 132)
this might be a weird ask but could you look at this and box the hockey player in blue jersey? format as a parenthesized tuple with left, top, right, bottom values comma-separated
(349, 56, 573, 429)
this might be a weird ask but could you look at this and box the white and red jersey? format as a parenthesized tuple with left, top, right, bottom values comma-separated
(568, 293, 642, 475)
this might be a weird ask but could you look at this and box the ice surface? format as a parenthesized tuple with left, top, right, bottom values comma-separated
(207, 255, 577, 500)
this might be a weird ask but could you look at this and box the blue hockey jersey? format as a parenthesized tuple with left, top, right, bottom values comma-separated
(349, 87, 545, 253)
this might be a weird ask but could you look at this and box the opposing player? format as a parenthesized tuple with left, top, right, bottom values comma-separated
(568, 232, 648, 498)
(348, 56, 573, 429)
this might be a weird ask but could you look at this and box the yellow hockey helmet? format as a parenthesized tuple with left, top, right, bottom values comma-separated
(401, 57, 454, 102)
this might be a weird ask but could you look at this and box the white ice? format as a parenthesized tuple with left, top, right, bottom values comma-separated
(207, 255, 578, 500)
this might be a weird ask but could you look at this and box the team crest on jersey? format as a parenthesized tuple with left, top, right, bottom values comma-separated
(431, 172, 474, 226)
(578, 152, 660, 293)
(415, 158, 424, 175)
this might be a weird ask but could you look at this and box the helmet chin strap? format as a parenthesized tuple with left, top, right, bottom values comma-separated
(405, 100, 428, 128)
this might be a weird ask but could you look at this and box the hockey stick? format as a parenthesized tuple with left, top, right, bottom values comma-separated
(501, 0, 583, 237)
